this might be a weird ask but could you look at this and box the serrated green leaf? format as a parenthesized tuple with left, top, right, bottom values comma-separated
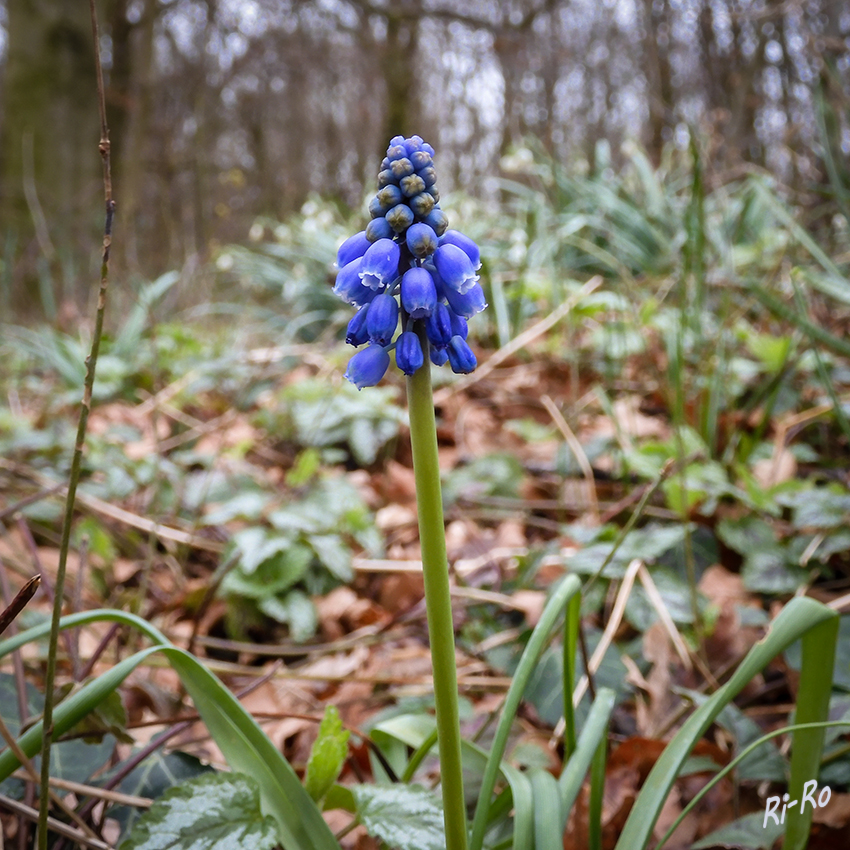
(305, 706, 350, 804)
(118, 772, 278, 850)
(257, 589, 317, 640)
(109, 751, 215, 840)
(566, 523, 689, 578)
(309, 534, 353, 582)
(741, 551, 807, 595)
(203, 491, 272, 525)
(352, 784, 445, 850)
(224, 542, 312, 598)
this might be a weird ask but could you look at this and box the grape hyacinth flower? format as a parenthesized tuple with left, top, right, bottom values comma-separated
(334, 134, 485, 389)
(333, 135, 487, 850)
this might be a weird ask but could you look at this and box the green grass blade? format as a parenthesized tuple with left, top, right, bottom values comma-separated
(588, 727, 607, 850)
(503, 765, 533, 850)
(0, 609, 170, 658)
(783, 614, 839, 850)
(530, 769, 562, 850)
(752, 182, 849, 304)
(0, 646, 164, 781)
(814, 83, 850, 229)
(748, 281, 850, 359)
(654, 719, 850, 849)
(613, 596, 837, 850)
(468, 574, 581, 850)
(562, 593, 580, 758)
(557, 688, 616, 825)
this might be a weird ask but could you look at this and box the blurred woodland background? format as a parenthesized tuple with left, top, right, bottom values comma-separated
(0, 0, 848, 317)
(1, 4, 850, 845)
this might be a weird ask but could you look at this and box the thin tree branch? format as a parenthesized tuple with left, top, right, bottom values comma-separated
(35, 2, 115, 847)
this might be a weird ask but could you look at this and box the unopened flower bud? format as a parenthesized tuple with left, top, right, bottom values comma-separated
(386, 204, 415, 233)
(390, 157, 415, 179)
(406, 223, 438, 259)
(366, 217, 393, 242)
(409, 192, 436, 218)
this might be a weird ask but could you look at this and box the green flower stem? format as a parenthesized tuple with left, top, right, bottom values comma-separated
(406, 323, 468, 850)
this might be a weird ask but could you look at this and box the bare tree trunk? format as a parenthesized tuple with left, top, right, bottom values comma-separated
(642, 0, 674, 164)
(381, 7, 418, 144)
(0, 0, 101, 315)
(114, 0, 156, 273)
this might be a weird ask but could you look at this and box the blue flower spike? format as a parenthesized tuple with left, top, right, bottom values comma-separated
(334, 135, 485, 389)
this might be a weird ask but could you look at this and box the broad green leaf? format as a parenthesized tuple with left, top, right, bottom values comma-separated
(203, 491, 272, 525)
(118, 772, 278, 850)
(109, 751, 215, 840)
(716, 516, 807, 594)
(679, 690, 785, 782)
(257, 589, 317, 640)
(224, 542, 312, 597)
(351, 784, 445, 850)
(781, 485, 850, 531)
(566, 523, 689, 578)
(305, 705, 350, 804)
(745, 332, 792, 373)
(309, 534, 354, 582)
(167, 647, 339, 850)
(741, 550, 807, 595)
(0, 674, 115, 797)
(624, 567, 699, 629)
(442, 453, 524, 507)
(690, 812, 784, 850)
(60, 683, 133, 744)
(661, 460, 731, 514)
